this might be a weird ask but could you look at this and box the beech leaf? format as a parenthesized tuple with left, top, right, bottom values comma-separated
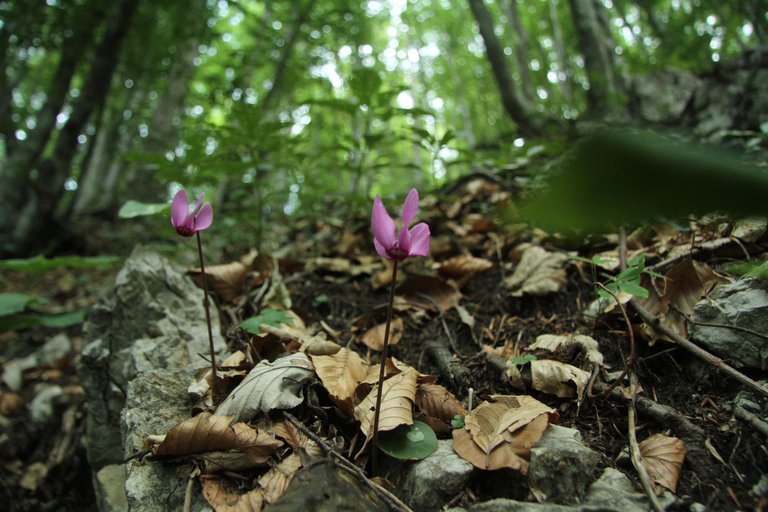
(415, 383, 467, 433)
(215, 353, 314, 422)
(201, 476, 264, 512)
(310, 348, 369, 411)
(639, 433, 686, 493)
(258, 453, 303, 504)
(152, 412, 281, 464)
(505, 245, 568, 297)
(361, 317, 404, 350)
(354, 367, 418, 440)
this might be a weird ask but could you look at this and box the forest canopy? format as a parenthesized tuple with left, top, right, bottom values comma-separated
(0, 0, 765, 256)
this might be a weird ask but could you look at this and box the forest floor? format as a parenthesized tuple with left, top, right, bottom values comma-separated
(2, 173, 768, 511)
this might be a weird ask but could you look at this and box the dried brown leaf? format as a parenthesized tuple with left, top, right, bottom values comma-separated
(639, 433, 686, 493)
(310, 348, 369, 413)
(530, 360, 591, 398)
(201, 476, 264, 512)
(189, 261, 248, 302)
(465, 395, 554, 454)
(636, 259, 728, 342)
(505, 245, 568, 297)
(354, 368, 418, 440)
(416, 383, 467, 433)
(153, 413, 281, 464)
(258, 453, 303, 504)
(452, 413, 549, 472)
(436, 254, 494, 279)
(361, 317, 404, 351)
(398, 276, 462, 312)
(272, 419, 324, 457)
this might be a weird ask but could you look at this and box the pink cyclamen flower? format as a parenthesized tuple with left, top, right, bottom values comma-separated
(371, 188, 430, 260)
(171, 188, 213, 237)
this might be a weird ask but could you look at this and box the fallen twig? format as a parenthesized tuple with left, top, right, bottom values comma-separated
(628, 394, 665, 512)
(282, 411, 413, 512)
(734, 406, 768, 438)
(631, 300, 768, 397)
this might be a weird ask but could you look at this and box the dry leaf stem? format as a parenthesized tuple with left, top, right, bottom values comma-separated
(372, 259, 398, 476)
(282, 412, 412, 512)
(196, 231, 220, 401)
(592, 282, 635, 399)
(631, 300, 768, 397)
(628, 397, 665, 512)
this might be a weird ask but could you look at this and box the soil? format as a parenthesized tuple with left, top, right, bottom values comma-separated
(2, 177, 768, 512)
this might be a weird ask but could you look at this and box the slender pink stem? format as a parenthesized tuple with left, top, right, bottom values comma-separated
(371, 259, 398, 476)
(196, 231, 219, 400)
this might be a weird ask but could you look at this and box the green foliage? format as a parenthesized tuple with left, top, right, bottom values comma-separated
(240, 308, 291, 334)
(0, 292, 86, 332)
(0, 255, 119, 273)
(0, 293, 35, 316)
(378, 420, 438, 461)
(451, 415, 465, 429)
(118, 200, 169, 219)
(573, 253, 662, 300)
(509, 354, 538, 366)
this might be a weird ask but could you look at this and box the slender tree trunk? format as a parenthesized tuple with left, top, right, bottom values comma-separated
(6, 0, 140, 255)
(548, 0, 574, 106)
(567, 0, 621, 115)
(466, 0, 541, 136)
(503, 0, 535, 103)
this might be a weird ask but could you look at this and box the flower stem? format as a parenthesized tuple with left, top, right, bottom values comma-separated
(196, 231, 219, 401)
(371, 259, 398, 476)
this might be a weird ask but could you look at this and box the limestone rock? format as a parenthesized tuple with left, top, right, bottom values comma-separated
(78, 247, 225, 510)
(401, 440, 475, 511)
(690, 277, 768, 370)
(527, 425, 600, 504)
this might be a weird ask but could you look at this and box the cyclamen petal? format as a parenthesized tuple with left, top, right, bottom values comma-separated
(371, 195, 396, 249)
(401, 188, 419, 227)
(408, 223, 430, 256)
(171, 189, 189, 228)
(374, 238, 390, 259)
(195, 202, 214, 231)
(398, 224, 412, 254)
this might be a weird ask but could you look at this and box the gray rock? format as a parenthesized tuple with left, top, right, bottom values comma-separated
(630, 68, 700, 124)
(401, 440, 475, 511)
(527, 425, 600, 504)
(78, 247, 224, 510)
(95, 464, 128, 512)
(690, 277, 768, 370)
(465, 467, 677, 512)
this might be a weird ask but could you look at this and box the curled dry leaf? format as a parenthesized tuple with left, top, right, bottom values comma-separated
(416, 383, 467, 434)
(636, 259, 728, 342)
(361, 317, 404, 351)
(201, 476, 264, 512)
(215, 353, 314, 423)
(505, 245, 568, 297)
(310, 348, 369, 414)
(152, 412, 282, 464)
(452, 395, 555, 472)
(436, 254, 494, 279)
(189, 261, 248, 302)
(259, 453, 303, 504)
(529, 359, 590, 398)
(529, 334, 604, 367)
(273, 418, 324, 457)
(639, 433, 686, 493)
(397, 276, 462, 312)
(354, 368, 418, 440)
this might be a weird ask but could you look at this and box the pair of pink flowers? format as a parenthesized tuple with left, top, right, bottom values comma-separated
(371, 188, 430, 260)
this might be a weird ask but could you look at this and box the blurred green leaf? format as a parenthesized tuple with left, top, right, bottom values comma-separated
(240, 308, 290, 333)
(0, 255, 119, 272)
(0, 309, 87, 332)
(0, 292, 34, 316)
(118, 200, 170, 219)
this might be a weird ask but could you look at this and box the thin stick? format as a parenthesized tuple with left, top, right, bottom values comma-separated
(631, 300, 768, 396)
(592, 282, 635, 398)
(372, 259, 398, 476)
(282, 412, 412, 512)
(196, 231, 219, 401)
(628, 397, 665, 512)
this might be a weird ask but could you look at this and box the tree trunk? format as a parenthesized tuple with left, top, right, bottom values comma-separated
(466, 0, 541, 136)
(503, 0, 535, 103)
(4, 0, 140, 256)
(548, 0, 574, 106)
(567, 0, 622, 115)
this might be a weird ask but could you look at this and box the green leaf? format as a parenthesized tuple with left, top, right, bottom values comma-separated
(0, 309, 86, 332)
(240, 308, 290, 333)
(0, 255, 119, 272)
(627, 253, 646, 269)
(118, 200, 170, 219)
(618, 281, 649, 298)
(378, 420, 438, 461)
(509, 354, 537, 366)
(451, 415, 465, 429)
(0, 293, 34, 316)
